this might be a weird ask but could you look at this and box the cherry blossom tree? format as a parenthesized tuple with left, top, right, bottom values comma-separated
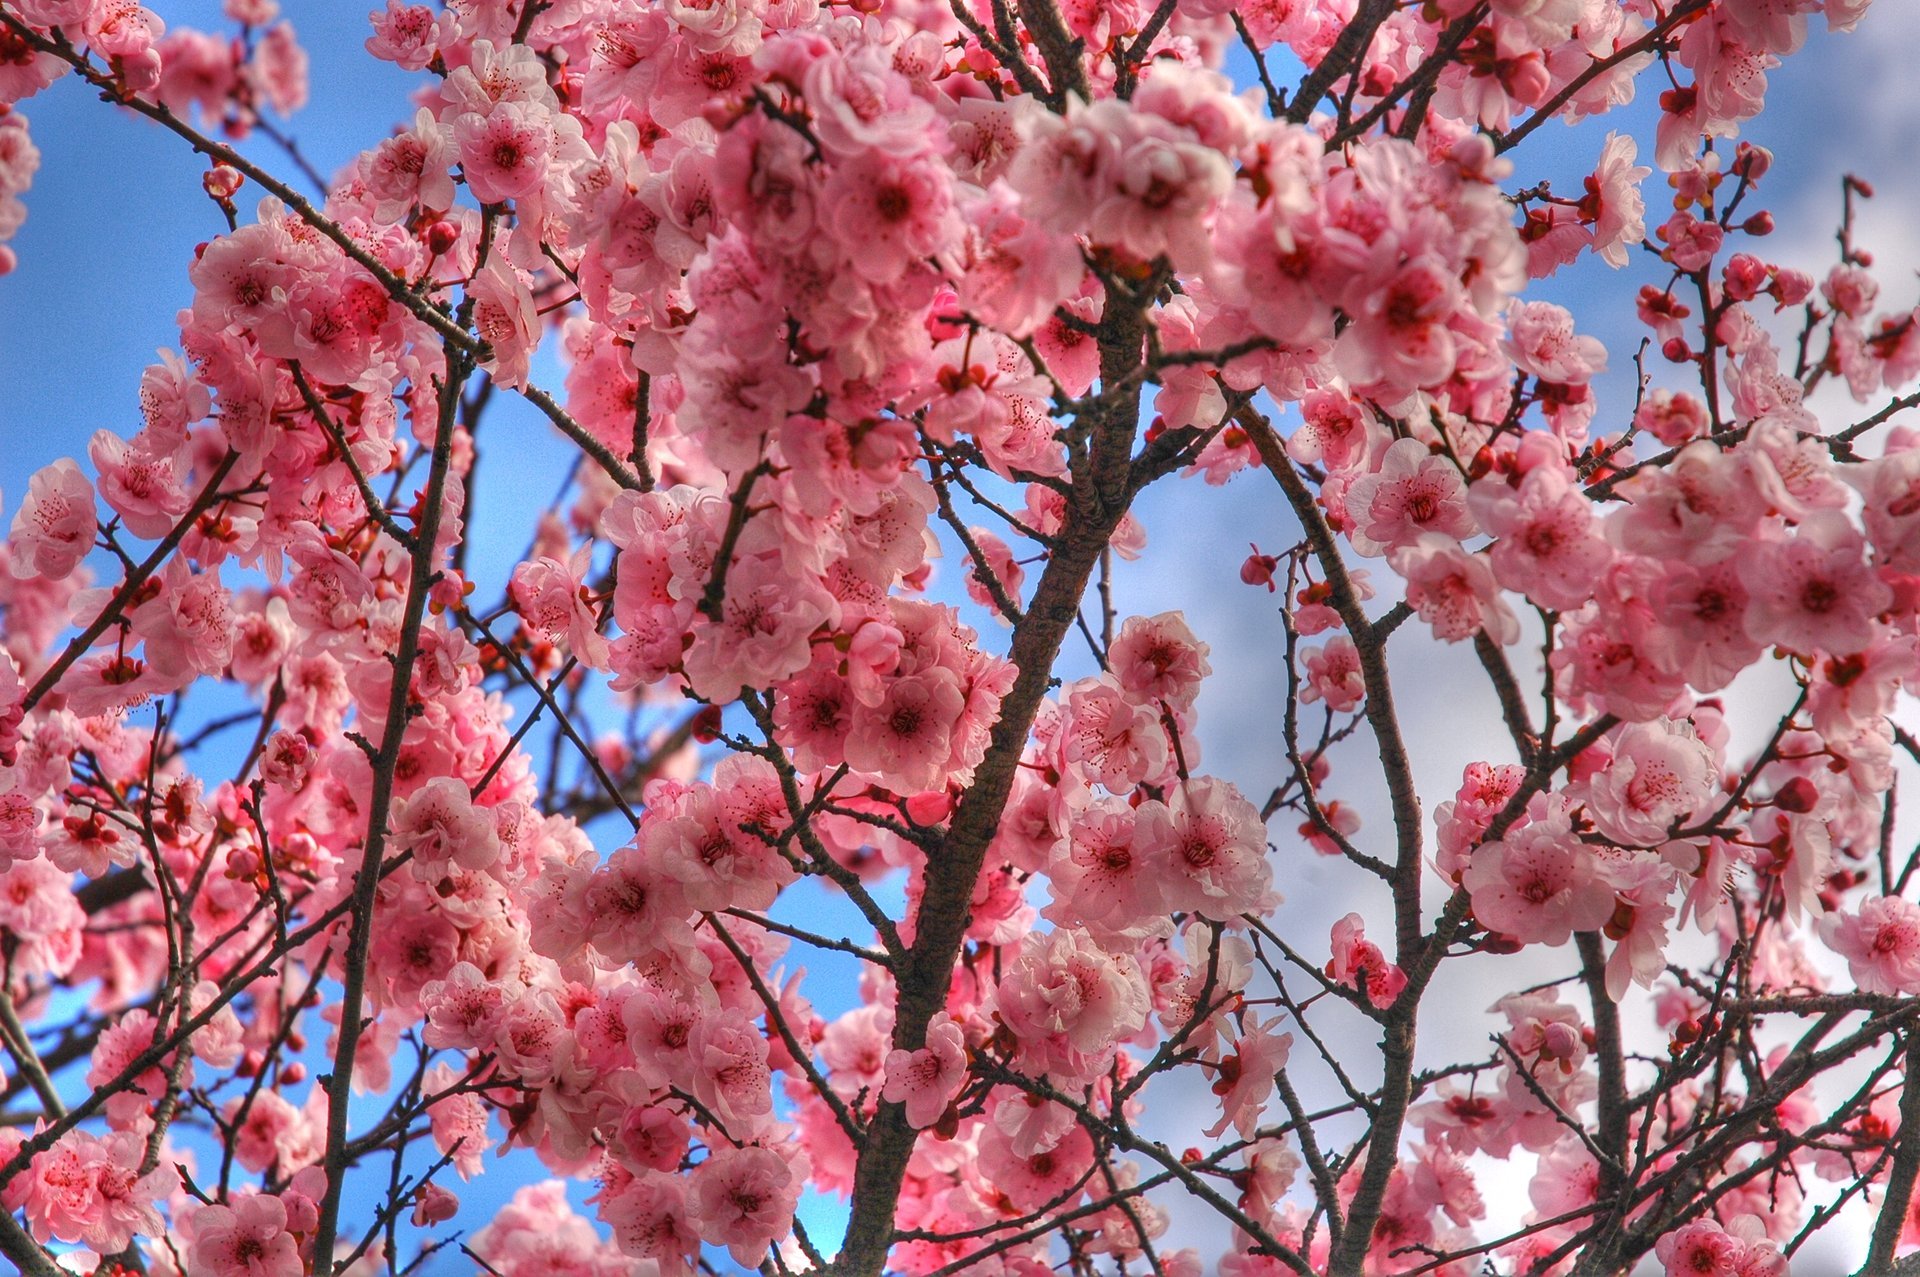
(0, 0, 1917, 1274)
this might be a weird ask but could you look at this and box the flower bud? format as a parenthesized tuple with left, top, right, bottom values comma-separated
(203, 164, 244, 201)
(1731, 142, 1772, 182)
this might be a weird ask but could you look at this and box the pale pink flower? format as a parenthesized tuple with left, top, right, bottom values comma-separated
(1581, 718, 1717, 847)
(1334, 257, 1465, 397)
(1108, 611, 1212, 711)
(682, 556, 835, 704)
(510, 549, 609, 667)
(1391, 534, 1520, 645)
(1204, 1015, 1292, 1139)
(598, 1168, 698, 1265)
(1061, 676, 1170, 791)
(1137, 777, 1274, 922)
(882, 1011, 969, 1128)
(367, 108, 456, 220)
(1470, 463, 1612, 612)
(1634, 388, 1709, 447)
(1503, 301, 1607, 384)
(845, 668, 965, 796)
(1087, 127, 1232, 271)
(247, 20, 308, 116)
(1344, 439, 1476, 558)
(90, 428, 189, 539)
(820, 149, 958, 284)
(977, 1114, 1096, 1212)
(1584, 131, 1649, 268)
(1046, 799, 1162, 931)
(1301, 636, 1365, 713)
(1737, 511, 1891, 655)
(1818, 895, 1920, 996)
(996, 926, 1151, 1079)
(390, 775, 500, 875)
(690, 1010, 773, 1133)
(470, 251, 540, 389)
(190, 1193, 304, 1277)
(365, 1, 438, 70)
(23, 1128, 176, 1254)
(456, 100, 557, 204)
(1464, 796, 1616, 945)
(9, 457, 96, 580)
(1327, 913, 1407, 1009)
(688, 1145, 803, 1269)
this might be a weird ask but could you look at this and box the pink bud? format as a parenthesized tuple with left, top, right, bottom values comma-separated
(905, 790, 953, 825)
(1240, 545, 1280, 592)
(1774, 776, 1819, 813)
(411, 1182, 459, 1227)
(202, 165, 244, 201)
(117, 48, 163, 95)
(1769, 268, 1815, 308)
(1723, 253, 1767, 302)
(1731, 142, 1773, 182)
(425, 220, 460, 256)
(1541, 1021, 1582, 1063)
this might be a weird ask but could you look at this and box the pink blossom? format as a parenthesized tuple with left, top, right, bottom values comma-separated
(510, 549, 609, 667)
(683, 555, 835, 704)
(22, 1128, 177, 1254)
(1137, 777, 1275, 922)
(1108, 611, 1212, 711)
(1205, 1015, 1292, 1139)
(996, 926, 1151, 1079)
(1470, 464, 1612, 612)
(248, 21, 309, 116)
(1046, 799, 1162, 932)
(1580, 718, 1717, 847)
(690, 1010, 773, 1133)
(977, 1106, 1096, 1211)
(1391, 534, 1520, 645)
(1300, 636, 1365, 713)
(882, 1011, 969, 1128)
(367, 108, 455, 220)
(1584, 131, 1650, 268)
(470, 250, 540, 389)
(1061, 676, 1170, 791)
(8, 457, 96, 580)
(389, 775, 500, 875)
(1658, 212, 1725, 273)
(845, 668, 965, 796)
(1464, 796, 1616, 946)
(1334, 257, 1466, 397)
(687, 1144, 803, 1268)
(190, 1192, 304, 1277)
(456, 100, 558, 205)
(1327, 913, 1407, 1009)
(1818, 895, 1920, 995)
(1344, 439, 1477, 557)
(1737, 512, 1891, 655)
(1503, 301, 1607, 384)
(820, 150, 958, 285)
(365, 2, 438, 71)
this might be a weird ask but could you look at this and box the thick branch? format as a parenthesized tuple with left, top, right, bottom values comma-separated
(831, 300, 1147, 1277)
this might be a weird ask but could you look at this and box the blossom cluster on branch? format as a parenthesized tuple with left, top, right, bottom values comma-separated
(0, 0, 1915, 1273)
